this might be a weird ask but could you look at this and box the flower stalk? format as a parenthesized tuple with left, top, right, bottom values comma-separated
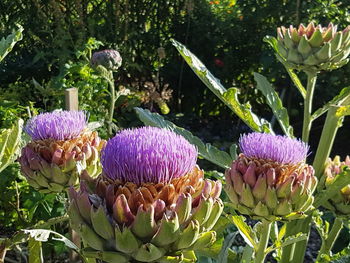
(107, 72, 116, 136)
(254, 220, 272, 263)
(302, 71, 317, 143)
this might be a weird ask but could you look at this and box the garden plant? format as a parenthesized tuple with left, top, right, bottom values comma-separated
(1, 2, 350, 263)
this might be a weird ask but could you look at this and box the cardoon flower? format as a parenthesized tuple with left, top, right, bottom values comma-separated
(68, 127, 223, 263)
(266, 22, 350, 71)
(91, 49, 122, 72)
(225, 132, 317, 221)
(321, 156, 350, 215)
(19, 110, 105, 193)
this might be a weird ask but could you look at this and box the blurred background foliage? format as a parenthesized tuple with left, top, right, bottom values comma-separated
(1, 0, 350, 259)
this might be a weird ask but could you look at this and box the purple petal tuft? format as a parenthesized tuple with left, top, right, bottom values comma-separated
(101, 126, 198, 184)
(25, 111, 87, 141)
(239, 132, 309, 164)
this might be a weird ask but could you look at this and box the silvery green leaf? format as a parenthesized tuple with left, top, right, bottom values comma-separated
(254, 72, 293, 137)
(172, 39, 273, 134)
(0, 24, 23, 62)
(0, 119, 24, 173)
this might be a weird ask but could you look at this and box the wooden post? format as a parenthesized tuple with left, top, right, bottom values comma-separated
(65, 88, 79, 111)
(65, 88, 81, 262)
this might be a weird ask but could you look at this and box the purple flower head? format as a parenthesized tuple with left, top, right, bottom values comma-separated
(239, 132, 309, 164)
(91, 49, 122, 72)
(101, 126, 198, 184)
(25, 111, 87, 141)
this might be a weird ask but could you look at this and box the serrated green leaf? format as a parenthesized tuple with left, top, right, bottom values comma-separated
(315, 167, 350, 208)
(223, 88, 273, 133)
(0, 119, 24, 173)
(135, 107, 233, 169)
(171, 39, 273, 134)
(229, 214, 257, 248)
(312, 87, 350, 121)
(254, 72, 293, 137)
(28, 238, 43, 263)
(0, 25, 23, 62)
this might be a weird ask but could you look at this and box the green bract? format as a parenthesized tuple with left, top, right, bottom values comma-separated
(265, 22, 350, 72)
(68, 167, 223, 262)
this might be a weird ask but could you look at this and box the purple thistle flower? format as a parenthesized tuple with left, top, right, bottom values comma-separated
(101, 126, 198, 184)
(239, 132, 309, 164)
(25, 111, 87, 141)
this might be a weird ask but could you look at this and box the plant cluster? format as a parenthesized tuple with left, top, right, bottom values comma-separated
(1, 3, 350, 263)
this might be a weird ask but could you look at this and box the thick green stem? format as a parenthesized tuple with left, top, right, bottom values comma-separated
(313, 106, 343, 179)
(107, 72, 116, 136)
(316, 218, 343, 261)
(283, 107, 344, 263)
(302, 71, 317, 143)
(254, 220, 271, 263)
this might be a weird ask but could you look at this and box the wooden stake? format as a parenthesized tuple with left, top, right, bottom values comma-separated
(65, 88, 81, 262)
(65, 88, 79, 111)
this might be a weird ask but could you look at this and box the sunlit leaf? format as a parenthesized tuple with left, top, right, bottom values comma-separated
(0, 119, 24, 173)
(135, 107, 233, 169)
(312, 87, 350, 120)
(223, 88, 273, 133)
(254, 72, 293, 137)
(171, 39, 273, 134)
(229, 214, 257, 248)
(28, 238, 43, 263)
(0, 25, 23, 62)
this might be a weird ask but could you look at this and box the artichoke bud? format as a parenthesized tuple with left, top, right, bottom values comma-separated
(267, 22, 350, 71)
(225, 132, 316, 221)
(19, 111, 105, 193)
(91, 49, 122, 72)
(67, 127, 223, 262)
(321, 155, 350, 216)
